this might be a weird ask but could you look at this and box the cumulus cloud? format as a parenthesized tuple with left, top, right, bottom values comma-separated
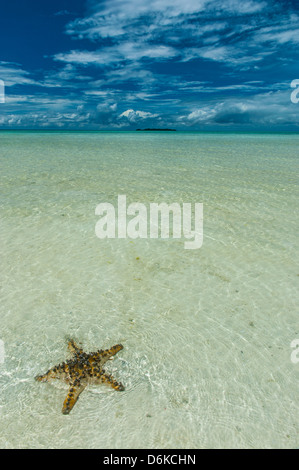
(119, 109, 159, 122)
(178, 89, 299, 127)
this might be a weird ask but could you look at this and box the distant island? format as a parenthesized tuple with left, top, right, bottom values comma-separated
(136, 128, 176, 131)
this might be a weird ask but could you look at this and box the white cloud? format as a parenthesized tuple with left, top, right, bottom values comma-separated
(254, 26, 299, 45)
(67, 0, 266, 42)
(54, 42, 178, 67)
(0, 62, 39, 87)
(1, 0, 297, 131)
(178, 88, 299, 127)
(54, 49, 120, 66)
(117, 43, 177, 61)
(119, 109, 159, 122)
(59, 0, 296, 73)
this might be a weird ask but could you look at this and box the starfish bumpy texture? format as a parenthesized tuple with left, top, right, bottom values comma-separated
(35, 339, 124, 414)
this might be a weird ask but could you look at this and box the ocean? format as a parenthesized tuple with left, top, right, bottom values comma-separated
(0, 131, 298, 448)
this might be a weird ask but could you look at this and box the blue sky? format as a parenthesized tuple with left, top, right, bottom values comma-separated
(0, 0, 298, 130)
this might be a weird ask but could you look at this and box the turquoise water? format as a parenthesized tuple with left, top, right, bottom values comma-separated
(0, 131, 298, 448)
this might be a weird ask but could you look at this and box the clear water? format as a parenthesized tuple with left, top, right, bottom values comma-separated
(0, 131, 298, 449)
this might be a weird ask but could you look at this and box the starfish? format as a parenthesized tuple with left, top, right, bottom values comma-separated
(35, 339, 124, 414)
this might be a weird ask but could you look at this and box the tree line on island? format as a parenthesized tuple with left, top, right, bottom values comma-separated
(136, 128, 176, 131)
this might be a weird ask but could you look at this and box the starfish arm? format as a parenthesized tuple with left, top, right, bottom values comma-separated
(67, 339, 83, 356)
(62, 382, 86, 414)
(101, 344, 123, 361)
(35, 364, 68, 382)
(97, 372, 125, 391)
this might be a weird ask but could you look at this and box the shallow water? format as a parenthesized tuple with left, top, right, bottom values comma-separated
(0, 131, 298, 448)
